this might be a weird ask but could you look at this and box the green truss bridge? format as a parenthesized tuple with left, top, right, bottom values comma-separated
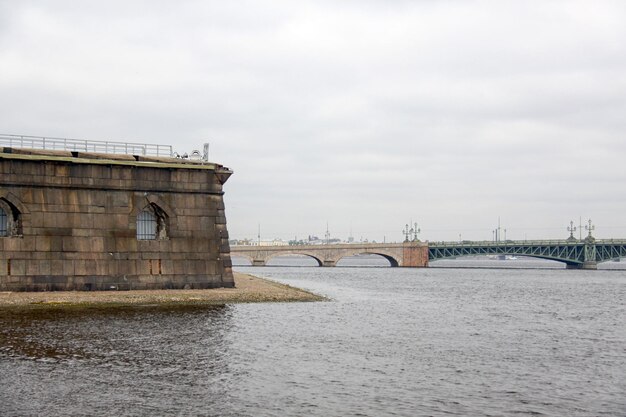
(429, 238, 626, 269)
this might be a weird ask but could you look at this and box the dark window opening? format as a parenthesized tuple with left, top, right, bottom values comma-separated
(0, 208, 7, 237)
(0, 199, 22, 237)
(137, 203, 168, 240)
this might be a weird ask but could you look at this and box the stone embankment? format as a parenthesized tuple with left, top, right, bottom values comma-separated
(0, 272, 325, 309)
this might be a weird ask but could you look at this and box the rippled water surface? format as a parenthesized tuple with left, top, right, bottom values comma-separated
(1, 258, 625, 416)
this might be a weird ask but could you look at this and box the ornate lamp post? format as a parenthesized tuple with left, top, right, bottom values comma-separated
(567, 220, 577, 242)
(412, 222, 421, 242)
(585, 219, 595, 242)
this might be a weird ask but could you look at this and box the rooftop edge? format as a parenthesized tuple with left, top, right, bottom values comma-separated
(0, 147, 233, 173)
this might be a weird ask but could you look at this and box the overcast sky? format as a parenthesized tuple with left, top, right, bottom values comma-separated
(2, 1, 625, 242)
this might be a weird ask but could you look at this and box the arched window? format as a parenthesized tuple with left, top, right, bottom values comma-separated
(137, 203, 168, 240)
(0, 198, 21, 237)
(0, 207, 7, 237)
(137, 210, 157, 240)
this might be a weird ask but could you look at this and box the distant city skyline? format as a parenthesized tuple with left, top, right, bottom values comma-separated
(232, 216, 600, 244)
(2, 1, 625, 242)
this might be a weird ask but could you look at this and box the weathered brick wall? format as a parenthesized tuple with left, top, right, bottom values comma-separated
(0, 149, 233, 291)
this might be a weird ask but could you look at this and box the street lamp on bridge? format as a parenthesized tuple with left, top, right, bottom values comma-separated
(585, 219, 595, 242)
(403, 223, 412, 242)
(567, 220, 577, 242)
(403, 222, 421, 243)
(412, 222, 421, 242)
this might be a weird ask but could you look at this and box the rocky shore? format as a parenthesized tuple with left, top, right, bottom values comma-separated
(0, 272, 325, 310)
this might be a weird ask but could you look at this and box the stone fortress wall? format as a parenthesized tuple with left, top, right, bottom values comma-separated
(0, 147, 233, 291)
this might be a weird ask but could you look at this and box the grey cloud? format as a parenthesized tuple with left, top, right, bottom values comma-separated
(1, 1, 626, 242)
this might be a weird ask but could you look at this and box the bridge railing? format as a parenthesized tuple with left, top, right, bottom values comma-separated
(430, 240, 569, 246)
(429, 239, 626, 247)
(0, 134, 173, 157)
(232, 239, 626, 250)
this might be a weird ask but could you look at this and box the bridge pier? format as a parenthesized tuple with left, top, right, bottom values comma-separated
(566, 262, 597, 270)
(401, 243, 429, 267)
(583, 261, 598, 270)
(252, 260, 266, 266)
(323, 260, 337, 267)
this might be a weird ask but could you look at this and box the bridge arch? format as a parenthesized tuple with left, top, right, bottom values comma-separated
(432, 252, 576, 266)
(335, 251, 400, 267)
(231, 253, 254, 266)
(428, 245, 586, 268)
(265, 251, 323, 267)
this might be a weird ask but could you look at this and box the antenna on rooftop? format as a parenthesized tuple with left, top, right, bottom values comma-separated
(203, 143, 209, 161)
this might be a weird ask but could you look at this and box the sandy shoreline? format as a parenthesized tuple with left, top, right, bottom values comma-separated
(0, 272, 326, 310)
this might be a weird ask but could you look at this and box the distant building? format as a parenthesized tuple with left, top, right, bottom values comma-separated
(257, 239, 289, 246)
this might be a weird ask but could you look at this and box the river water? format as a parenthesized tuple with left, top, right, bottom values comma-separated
(1, 256, 625, 416)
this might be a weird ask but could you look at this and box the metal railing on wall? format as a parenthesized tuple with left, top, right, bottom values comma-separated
(0, 134, 173, 157)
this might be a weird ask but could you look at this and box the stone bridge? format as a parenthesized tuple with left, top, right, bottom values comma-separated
(231, 242, 428, 267)
(231, 238, 626, 269)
